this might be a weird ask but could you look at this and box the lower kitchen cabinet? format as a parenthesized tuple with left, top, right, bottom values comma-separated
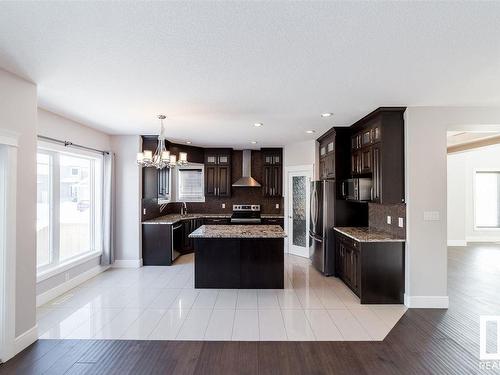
(203, 218, 231, 225)
(142, 218, 204, 265)
(261, 217, 284, 228)
(335, 231, 404, 304)
(142, 224, 174, 266)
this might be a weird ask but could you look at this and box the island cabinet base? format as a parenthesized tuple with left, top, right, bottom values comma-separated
(194, 238, 284, 289)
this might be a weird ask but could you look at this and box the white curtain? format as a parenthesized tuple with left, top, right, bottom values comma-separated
(101, 152, 115, 266)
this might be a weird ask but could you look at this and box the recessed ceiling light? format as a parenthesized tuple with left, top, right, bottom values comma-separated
(321, 113, 333, 118)
(254, 123, 263, 127)
(250, 141, 258, 144)
(306, 130, 316, 134)
(186, 141, 192, 144)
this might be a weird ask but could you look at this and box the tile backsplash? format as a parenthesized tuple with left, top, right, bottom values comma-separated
(368, 203, 406, 238)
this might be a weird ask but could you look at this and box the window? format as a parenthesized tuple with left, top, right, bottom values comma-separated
(36, 146, 103, 272)
(176, 165, 204, 202)
(475, 171, 500, 228)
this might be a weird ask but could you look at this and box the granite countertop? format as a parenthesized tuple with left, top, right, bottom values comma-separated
(143, 213, 230, 225)
(189, 225, 287, 239)
(143, 213, 284, 224)
(334, 227, 406, 243)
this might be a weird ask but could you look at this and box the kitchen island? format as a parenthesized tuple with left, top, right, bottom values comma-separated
(189, 225, 286, 289)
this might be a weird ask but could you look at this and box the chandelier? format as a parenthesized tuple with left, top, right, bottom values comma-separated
(136, 115, 188, 169)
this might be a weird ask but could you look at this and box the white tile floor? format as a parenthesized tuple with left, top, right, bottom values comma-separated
(37, 254, 407, 341)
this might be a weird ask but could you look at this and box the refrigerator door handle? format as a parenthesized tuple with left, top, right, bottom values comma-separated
(311, 188, 318, 228)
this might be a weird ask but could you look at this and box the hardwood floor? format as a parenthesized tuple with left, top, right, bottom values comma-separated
(1, 243, 498, 374)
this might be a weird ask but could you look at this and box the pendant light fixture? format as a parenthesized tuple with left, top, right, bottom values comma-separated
(136, 115, 188, 169)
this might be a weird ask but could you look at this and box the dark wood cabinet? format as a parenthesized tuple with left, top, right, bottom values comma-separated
(205, 149, 232, 197)
(318, 132, 336, 180)
(361, 147, 372, 174)
(262, 148, 282, 165)
(351, 150, 362, 175)
(261, 217, 284, 228)
(350, 108, 405, 204)
(181, 218, 203, 253)
(142, 224, 173, 266)
(262, 148, 282, 197)
(372, 145, 381, 202)
(335, 231, 404, 304)
(335, 234, 360, 295)
(203, 218, 231, 225)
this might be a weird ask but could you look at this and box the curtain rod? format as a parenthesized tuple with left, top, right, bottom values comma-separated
(38, 135, 110, 155)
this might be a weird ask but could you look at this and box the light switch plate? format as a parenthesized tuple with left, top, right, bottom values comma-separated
(398, 217, 404, 228)
(423, 211, 440, 221)
(143, 208, 146, 215)
(387, 216, 392, 225)
(276, 204, 280, 209)
(222, 203, 225, 209)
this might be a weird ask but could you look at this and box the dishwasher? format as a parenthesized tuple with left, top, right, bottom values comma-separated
(171, 223, 183, 262)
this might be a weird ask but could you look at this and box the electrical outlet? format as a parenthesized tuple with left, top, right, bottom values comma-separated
(398, 217, 404, 228)
(143, 208, 147, 215)
(222, 203, 225, 209)
(276, 204, 280, 209)
(424, 211, 440, 221)
(386, 216, 392, 225)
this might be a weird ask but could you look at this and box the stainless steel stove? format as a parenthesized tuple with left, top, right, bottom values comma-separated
(230, 204, 261, 224)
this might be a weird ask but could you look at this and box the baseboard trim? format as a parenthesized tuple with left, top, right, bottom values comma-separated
(14, 325, 38, 356)
(36, 265, 109, 307)
(404, 294, 449, 308)
(447, 240, 467, 246)
(466, 236, 500, 243)
(112, 259, 143, 268)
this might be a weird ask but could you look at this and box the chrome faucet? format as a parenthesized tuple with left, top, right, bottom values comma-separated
(181, 202, 188, 216)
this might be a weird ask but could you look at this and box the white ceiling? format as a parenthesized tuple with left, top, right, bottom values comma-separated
(1, 2, 500, 148)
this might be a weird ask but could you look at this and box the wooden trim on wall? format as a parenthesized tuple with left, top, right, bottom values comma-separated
(447, 134, 500, 154)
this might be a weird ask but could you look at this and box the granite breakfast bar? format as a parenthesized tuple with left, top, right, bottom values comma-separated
(189, 225, 287, 289)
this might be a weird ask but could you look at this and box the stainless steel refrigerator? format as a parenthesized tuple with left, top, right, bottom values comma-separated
(309, 180, 368, 276)
(309, 180, 336, 275)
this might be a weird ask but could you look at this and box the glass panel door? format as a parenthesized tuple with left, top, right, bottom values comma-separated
(287, 169, 312, 258)
(292, 176, 307, 247)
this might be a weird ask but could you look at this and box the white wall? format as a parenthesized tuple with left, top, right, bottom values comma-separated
(404, 107, 500, 308)
(111, 135, 142, 265)
(36, 108, 112, 298)
(38, 108, 111, 151)
(447, 154, 467, 246)
(447, 144, 500, 244)
(283, 139, 317, 177)
(0, 69, 38, 339)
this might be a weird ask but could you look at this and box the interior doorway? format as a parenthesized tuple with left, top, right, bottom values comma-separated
(285, 166, 312, 258)
(447, 131, 500, 247)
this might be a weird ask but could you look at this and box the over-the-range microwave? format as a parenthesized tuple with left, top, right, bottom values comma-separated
(342, 178, 373, 201)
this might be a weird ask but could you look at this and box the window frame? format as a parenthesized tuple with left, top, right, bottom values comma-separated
(473, 169, 500, 230)
(175, 163, 205, 202)
(36, 142, 104, 276)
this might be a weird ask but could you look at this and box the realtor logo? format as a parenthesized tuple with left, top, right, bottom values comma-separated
(480, 316, 500, 361)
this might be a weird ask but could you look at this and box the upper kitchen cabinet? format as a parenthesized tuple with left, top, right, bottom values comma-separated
(350, 107, 405, 204)
(204, 148, 232, 197)
(262, 148, 282, 197)
(318, 131, 335, 180)
(317, 128, 351, 186)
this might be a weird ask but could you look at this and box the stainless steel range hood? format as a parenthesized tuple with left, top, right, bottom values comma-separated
(232, 149, 261, 187)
